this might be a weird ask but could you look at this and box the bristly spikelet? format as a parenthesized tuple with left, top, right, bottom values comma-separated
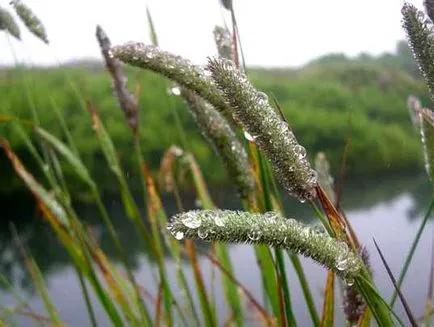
(96, 26, 138, 135)
(0, 6, 20, 40)
(213, 26, 234, 61)
(407, 95, 423, 133)
(10, 0, 48, 43)
(402, 3, 434, 97)
(419, 108, 434, 181)
(111, 42, 233, 120)
(167, 210, 364, 280)
(181, 88, 255, 198)
(207, 58, 318, 201)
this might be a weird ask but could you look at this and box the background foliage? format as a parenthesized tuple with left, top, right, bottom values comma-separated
(0, 41, 427, 196)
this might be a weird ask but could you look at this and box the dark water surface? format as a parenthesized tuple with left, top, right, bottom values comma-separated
(1, 174, 433, 326)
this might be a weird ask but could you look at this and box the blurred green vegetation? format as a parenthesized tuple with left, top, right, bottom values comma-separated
(0, 41, 429, 197)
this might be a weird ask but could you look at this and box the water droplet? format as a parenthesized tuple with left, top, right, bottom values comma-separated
(243, 130, 255, 142)
(182, 213, 201, 229)
(174, 231, 184, 240)
(257, 92, 268, 105)
(307, 170, 318, 185)
(214, 215, 228, 227)
(198, 228, 209, 239)
(344, 277, 354, 286)
(311, 224, 325, 235)
(279, 121, 289, 133)
(294, 145, 306, 159)
(195, 199, 202, 208)
(172, 146, 183, 156)
(169, 85, 181, 96)
(248, 230, 261, 241)
(338, 242, 349, 255)
(335, 256, 349, 271)
(301, 227, 310, 240)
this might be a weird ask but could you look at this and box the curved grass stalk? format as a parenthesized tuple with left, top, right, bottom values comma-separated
(168, 210, 363, 280)
(207, 58, 318, 202)
(111, 42, 233, 120)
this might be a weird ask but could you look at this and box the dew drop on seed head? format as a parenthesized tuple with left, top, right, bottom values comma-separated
(248, 230, 261, 241)
(344, 277, 354, 286)
(279, 121, 289, 133)
(257, 92, 268, 105)
(173, 147, 183, 156)
(300, 227, 310, 241)
(294, 145, 306, 159)
(338, 241, 349, 255)
(311, 224, 325, 235)
(198, 228, 209, 239)
(174, 231, 184, 240)
(181, 213, 201, 229)
(214, 215, 228, 227)
(335, 256, 349, 271)
(169, 85, 181, 96)
(243, 130, 255, 141)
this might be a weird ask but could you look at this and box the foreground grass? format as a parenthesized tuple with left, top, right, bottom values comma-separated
(1, 1, 434, 326)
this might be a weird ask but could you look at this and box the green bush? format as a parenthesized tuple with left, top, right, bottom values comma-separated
(0, 59, 427, 196)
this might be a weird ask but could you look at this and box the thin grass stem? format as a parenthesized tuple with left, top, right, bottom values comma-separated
(390, 196, 434, 307)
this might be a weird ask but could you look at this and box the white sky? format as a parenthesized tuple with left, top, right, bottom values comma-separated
(0, 0, 426, 68)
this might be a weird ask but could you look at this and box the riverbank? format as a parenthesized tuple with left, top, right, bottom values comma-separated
(0, 54, 428, 196)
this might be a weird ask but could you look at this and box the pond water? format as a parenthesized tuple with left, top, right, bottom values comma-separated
(1, 174, 433, 326)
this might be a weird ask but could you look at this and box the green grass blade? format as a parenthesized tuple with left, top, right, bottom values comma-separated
(288, 253, 320, 327)
(48, 94, 80, 156)
(11, 226, 65, 327)
(75, 269, 98, 327)
(356, 274, 396, 326)
(146, 6, 159, 46)
(275, 248, 296, 327)
(320, 271, 334, 327)
(391, 197, 434, 307)
(254, 246, 281, 325)
(185, 241, 217, 327)
(215, 244, 244, 326)
(34, 126, 93, 187)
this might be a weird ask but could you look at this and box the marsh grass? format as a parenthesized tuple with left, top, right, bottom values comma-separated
(1, 1, 434, 327)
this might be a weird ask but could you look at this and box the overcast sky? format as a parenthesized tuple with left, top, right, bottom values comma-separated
(0, 0, 425, 68)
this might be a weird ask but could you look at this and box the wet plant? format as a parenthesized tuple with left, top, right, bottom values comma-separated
(1, 1, 434, 327)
